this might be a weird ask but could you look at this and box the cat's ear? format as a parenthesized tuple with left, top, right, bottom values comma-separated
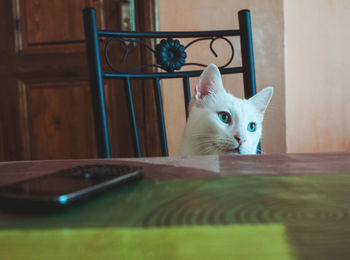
(248, 86, 274, 113)
(195, 64, 225, 100)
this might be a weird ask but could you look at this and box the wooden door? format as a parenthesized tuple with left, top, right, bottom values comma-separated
(0, 0, 160, 161)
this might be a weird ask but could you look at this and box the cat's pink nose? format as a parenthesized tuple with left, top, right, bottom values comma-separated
(234, 135, 246, 146)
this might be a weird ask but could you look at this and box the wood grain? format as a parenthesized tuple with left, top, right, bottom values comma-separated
(1, 153, 350, 259)
(19, 0, 102, 53)
(0, 1, 16, 54)
(0, 0, 159, 160)
(0, 80, 26, 160)
(23, 0, 88, 44)
(26, 81, 97, 159)
(0, 153, 349, 185)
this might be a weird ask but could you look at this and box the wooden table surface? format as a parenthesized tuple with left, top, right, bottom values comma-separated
(1, 152, 350, 259)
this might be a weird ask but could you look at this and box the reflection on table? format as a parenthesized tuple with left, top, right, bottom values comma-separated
(1, 153, 350, 259)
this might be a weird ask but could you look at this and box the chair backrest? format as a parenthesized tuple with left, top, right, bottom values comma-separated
(83, 8, 258, 158)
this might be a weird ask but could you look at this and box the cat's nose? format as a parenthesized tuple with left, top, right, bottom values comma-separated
(234, 135, 246, 146)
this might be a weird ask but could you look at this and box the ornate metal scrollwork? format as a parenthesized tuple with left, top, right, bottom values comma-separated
(155, 38, 187, 72)
(104, 36, 235, 73)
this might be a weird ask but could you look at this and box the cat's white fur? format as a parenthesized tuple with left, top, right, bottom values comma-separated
(179, 64, 273, 156)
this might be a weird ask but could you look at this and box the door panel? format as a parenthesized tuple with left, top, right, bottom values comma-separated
(19, 0, 102, 53)
(25, 81, 96, 159)
(0, 1, 16, 54)
(22, 0, 92, 45)
(0, 80, 25, 160)
(0, 0, 159, 161)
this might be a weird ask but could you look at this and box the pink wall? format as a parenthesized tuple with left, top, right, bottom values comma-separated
(157, 0, 286, 155)
(285, 0, 350, 152)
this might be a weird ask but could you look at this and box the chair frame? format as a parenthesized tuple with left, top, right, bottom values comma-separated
(83, 8, 257, 158)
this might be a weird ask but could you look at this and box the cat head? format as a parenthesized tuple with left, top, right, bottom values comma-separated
(180, 64, 273, 156)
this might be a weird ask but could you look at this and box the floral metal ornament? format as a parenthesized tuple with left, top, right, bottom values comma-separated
(155, 38, 187, 72)
(104, 36, 234, 73)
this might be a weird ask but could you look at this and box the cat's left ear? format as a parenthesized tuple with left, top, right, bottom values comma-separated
(248, 87, 274, 113)
(195, 64, 225, 100)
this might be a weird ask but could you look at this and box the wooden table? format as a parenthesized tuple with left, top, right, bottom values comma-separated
(1, 153, 350, 259)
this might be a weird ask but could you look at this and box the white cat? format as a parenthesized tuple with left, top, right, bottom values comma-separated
(179, 64, 273, 156)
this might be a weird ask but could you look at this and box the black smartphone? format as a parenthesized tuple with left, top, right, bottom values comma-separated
(0, 164, 143, 213)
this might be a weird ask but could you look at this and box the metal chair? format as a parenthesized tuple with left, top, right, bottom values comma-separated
(83, 7, 258, 158)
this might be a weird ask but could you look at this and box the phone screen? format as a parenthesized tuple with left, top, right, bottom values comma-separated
(0, 165, 143, 198)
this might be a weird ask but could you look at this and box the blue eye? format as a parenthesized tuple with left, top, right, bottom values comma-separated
(218, 112, 230, 124)
(247, 122, 256, 132)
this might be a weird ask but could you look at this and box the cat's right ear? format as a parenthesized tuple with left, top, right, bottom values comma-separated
(248, 86, 274, 113)
(195, 64, 225, 100)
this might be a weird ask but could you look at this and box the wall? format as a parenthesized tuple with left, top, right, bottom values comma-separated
(157, 0, 286, 155)
(285, 0, 350, 153)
